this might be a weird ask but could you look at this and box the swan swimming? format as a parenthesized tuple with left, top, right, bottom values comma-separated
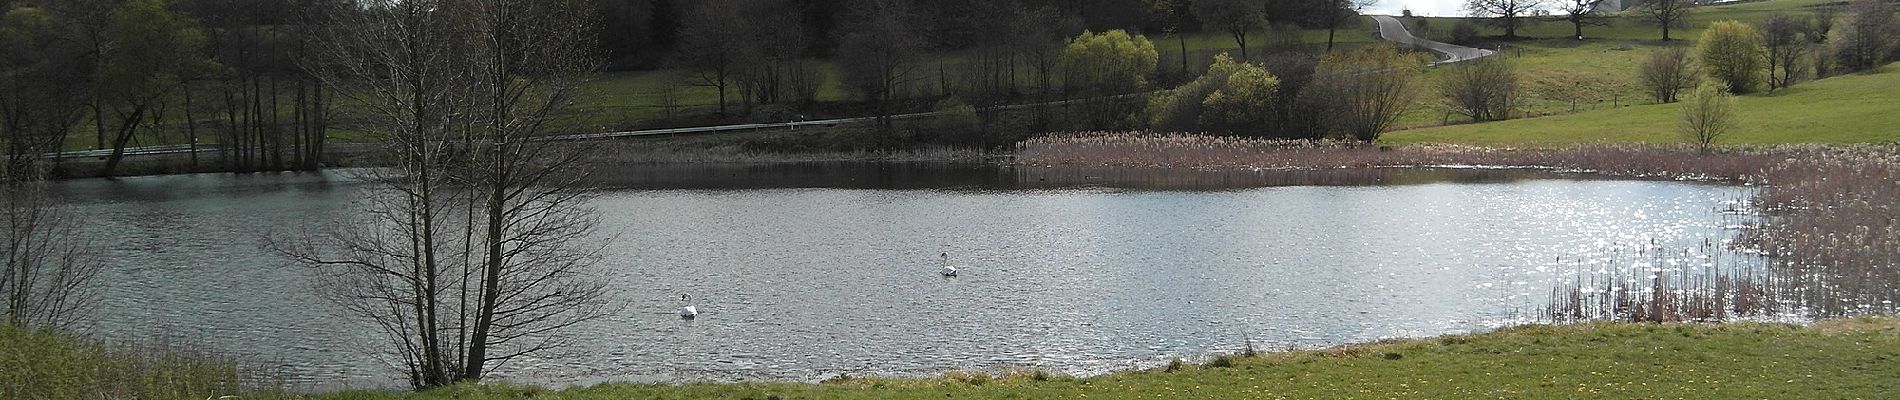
(678, 294, 698, 319)
(940, 252, 959, 277)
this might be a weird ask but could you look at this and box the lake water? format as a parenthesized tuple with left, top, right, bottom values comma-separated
(50, 164, 1757, 390)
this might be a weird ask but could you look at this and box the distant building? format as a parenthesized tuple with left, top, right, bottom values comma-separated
(1594, 0, 1625, 12)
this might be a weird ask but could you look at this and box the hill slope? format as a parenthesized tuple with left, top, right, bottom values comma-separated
(1384, 64, 1900, 146)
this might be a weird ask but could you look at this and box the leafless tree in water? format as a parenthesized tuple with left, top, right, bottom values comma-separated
(275, 0, 610, 389)
(0, 162, 104, 332)
(1, 5, 103, 331)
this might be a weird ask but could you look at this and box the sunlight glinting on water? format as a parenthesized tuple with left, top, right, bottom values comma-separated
(52, 170, 1758, 389)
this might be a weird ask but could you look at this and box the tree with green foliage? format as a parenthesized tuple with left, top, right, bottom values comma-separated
(1697, 20, 1766, 94)
(1636, 0, 1693, 41)
(1149, 53, 1281, 135)
(1057, 29, 1156, 130)
(1058, 29, 1158, 96)
(1439, 57, 1519, 122)
(93, 0, 210, 176)
(1193, 0, 1265, 61)
(1308, 45, 1422, 141)
(1679, 84, 1737, 151)
(1831, 0, 1898, 72)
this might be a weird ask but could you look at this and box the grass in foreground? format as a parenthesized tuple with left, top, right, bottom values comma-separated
(0, 324, 289, 400)
(1384, 63, 1900, 146)
(321, 318, 1900, 399)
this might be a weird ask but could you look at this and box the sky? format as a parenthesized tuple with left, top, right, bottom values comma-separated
(1364, 0, 1470, 17)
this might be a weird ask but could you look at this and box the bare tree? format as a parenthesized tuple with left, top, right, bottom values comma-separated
(1309, 45, 1422, 141)
(730, 0, 816, 109)
(1439, 57, 1519, 122)
(1679, 84, 1736, 151)
(0, 6, 105, 332)
(1556, 0, 1608, 40)
(1636, 0, 1693, 41)
(1, 165, 104, 332)
(675, 0, 746, 115)
(1305, 0, 1372, 51)
(93, 0, 212, 176)
(836, 0, 923, 131)
(1464, 0, 1547, 40)
(1811, 6, 1837, 43)
(1762, 14, 1810, 91)
(287, 0, 609, 389)
(1831, 0, 1898, 72)
(1194, 0, 1266, 61)
(1, 3, 92, 172)
(1640, 47, 1697, 103)
(1010, 5, 1079, 97)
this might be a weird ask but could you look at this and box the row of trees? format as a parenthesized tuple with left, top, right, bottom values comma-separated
(8, 0, 618, 390)
(1147, 45, 1424, 141)
(606, 0, 1366, 70)
(1437, 0, 1895, 129)
(1647, 0, 1895, 100)
(1459, 0, 1702, 41)
(664, 0, 1366, 117)
(0, 0, 334, 177)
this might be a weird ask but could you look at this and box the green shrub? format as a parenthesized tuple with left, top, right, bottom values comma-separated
(1059, 29, 1158, 95)
(1697, 20, 1767, 94)
(1148, 53, 1281, 135)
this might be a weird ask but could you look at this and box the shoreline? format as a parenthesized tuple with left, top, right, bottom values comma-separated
(302, 317, 1896, 399)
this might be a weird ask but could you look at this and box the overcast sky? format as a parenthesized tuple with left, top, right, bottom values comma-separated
(1365, 0, 1469, 17)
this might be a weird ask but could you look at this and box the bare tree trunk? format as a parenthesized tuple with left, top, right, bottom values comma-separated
(1, 160, 104, 331)
(282, 0, 607, 389)
(185, 83, 198, 168)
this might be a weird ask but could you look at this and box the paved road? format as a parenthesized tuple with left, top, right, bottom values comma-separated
(546, 93, 1136, 142)
(52, 94, 1138, 160)
(1370, 15, 1496, 65)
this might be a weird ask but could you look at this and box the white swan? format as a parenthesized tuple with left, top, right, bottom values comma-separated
(678, 294, 698, 319)
(940, 252, 959, 277)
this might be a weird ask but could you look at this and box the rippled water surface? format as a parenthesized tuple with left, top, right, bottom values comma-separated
(52, 166, 1755, 389)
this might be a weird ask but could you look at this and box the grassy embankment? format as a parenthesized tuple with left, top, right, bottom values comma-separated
(1388, 0, 1837, 129)
(0, 324, 291, 400)
(1385, 62, 1900, 146)
(18, 318, 1896, 399)
(304, 318, 1900, 399)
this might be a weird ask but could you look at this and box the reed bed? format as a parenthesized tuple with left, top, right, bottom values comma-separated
(1544, 241, 1784, 323)
(1745, 149, 1900, 318)
(1016, 132, 1788, 181)
(1017, 132, 1900, 322)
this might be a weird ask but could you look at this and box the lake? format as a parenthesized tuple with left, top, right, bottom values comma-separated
(50, 164, 1757, 390)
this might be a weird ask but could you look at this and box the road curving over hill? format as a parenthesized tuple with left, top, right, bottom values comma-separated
(1369, 15, 1497, 65)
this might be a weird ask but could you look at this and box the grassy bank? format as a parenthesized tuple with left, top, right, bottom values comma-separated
(0, 325, 288, 400)
(1385, 63, 1900, 146)
(310, 318, 1900, 399)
